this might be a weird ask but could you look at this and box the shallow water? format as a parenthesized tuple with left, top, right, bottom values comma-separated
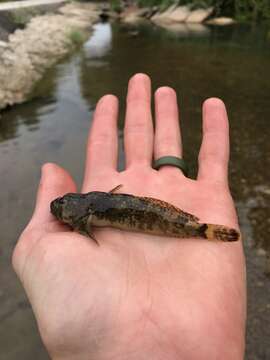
(0, 21, 270, 359)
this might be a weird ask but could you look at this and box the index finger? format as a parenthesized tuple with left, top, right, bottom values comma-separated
(197, 98, 230, 184)
(82, 95, 119, 192)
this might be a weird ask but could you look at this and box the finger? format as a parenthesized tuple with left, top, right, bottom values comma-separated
(154, 87, 184, 176)
(124, 73, 153, 168)
(82, 95, 119, 191)
(31, 162, 77, 228)
(197, 98, 229, 184)
(12, 163, 77, 280)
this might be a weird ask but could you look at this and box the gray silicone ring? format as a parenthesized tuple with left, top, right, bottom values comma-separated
(153, 156, 188, 176)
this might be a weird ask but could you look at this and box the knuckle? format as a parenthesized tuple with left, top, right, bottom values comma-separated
(199, 150, 227, 164)
(125, 118, 149, 134)
(126, 95, 149, 107)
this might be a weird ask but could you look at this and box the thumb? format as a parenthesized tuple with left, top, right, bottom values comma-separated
(12, 163, 76, 276)
(31, 162, 77, 226)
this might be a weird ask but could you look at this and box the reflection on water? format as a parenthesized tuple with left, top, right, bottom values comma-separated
(156, 22, 210, 37)
(84, 22, 112, 58)
(0, 21, 270, 359)
(0, 97, 56, 142)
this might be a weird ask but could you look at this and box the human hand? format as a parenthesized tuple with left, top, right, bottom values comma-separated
(13, 74, 246, 360)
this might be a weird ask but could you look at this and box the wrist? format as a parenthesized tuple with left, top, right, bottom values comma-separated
(49, 326, 181, 360)
(50, 324, 244, 360)
(47, 298, 245, 360)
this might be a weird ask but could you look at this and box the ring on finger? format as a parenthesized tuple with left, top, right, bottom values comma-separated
(153, 156, 188, 176)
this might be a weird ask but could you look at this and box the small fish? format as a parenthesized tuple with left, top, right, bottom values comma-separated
(50, 185, 240, 244)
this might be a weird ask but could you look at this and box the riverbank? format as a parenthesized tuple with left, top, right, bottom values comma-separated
(0, 2, 101, 110)
(119, 4, 235, 27)
(134, 0, 270, 23)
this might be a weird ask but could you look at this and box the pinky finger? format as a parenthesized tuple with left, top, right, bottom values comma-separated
(197, 98, 230, 184)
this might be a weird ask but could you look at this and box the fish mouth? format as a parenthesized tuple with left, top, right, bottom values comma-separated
(50, 197, 63, 220)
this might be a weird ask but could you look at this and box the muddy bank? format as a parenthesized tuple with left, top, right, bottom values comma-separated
(0, 2, 101, 110)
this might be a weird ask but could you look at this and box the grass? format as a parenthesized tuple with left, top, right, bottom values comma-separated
(10, 8, 41, 26)
(110, 0, 122, 13)
(68, 29, 86, 46)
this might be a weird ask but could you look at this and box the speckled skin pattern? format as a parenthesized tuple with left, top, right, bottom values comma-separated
(50, 191, 240, 242)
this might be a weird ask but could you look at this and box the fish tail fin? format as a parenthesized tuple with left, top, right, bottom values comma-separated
(203, 224, 240, 242)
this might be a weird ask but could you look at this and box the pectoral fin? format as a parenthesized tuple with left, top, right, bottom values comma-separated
(73, 214, 99, 246)
(88, 229, 99, 246)
(86, 213, 99, 246)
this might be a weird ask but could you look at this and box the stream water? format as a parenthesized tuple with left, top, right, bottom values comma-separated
(0, 21, 269, 359)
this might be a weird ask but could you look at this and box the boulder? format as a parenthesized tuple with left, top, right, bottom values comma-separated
(121, 13, 142, 23)
(186, 7, 213, 23)
(207, 17, 235, 25)
(146, 6, 159, 19)
(151, 4, 177, 22)
(0, 2, 101, 110)
(136, 7, 151, 17)
(168, 6, 190, 22)
(159, 4, 178, 16)
(152, 6, 191, 25)
(121, 7, 146, 23)
(0, 40, 8, 48)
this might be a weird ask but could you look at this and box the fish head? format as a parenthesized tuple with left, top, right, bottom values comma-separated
(50, 193, 92, 226)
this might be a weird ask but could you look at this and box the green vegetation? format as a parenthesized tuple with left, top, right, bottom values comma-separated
(11, 8, 41, 26)
(68, 29, 86, 46)
(233, 0, 270, 21)
(136, 0, 270, 22)
(110, 0, 122, 13)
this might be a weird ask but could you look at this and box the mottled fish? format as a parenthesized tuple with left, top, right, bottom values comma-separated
(50, 185, 240, 244)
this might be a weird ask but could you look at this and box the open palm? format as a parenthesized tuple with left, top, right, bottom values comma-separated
(13, 74, 246, 360)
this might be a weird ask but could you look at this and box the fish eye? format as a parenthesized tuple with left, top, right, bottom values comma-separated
(58, 198, 66, 205)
